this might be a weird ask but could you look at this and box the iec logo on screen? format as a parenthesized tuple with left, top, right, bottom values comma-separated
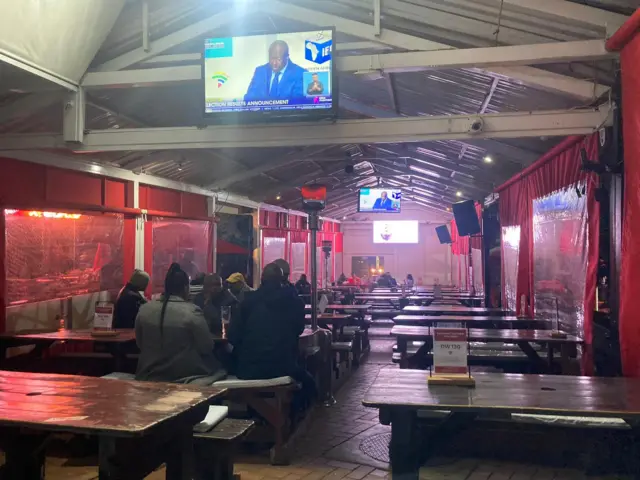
(305, 39, 332, 64)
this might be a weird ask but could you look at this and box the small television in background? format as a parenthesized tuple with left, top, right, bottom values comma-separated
(358, 188, 401, 213)
(373, 221, 419, 244)
(203, 29, 336, 122)
(435, 225, 452, 244)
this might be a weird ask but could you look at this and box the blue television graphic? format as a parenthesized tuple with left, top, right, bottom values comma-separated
(305, 39, 332, 64)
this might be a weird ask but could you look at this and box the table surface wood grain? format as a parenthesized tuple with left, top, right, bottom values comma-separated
(363, 369, 640, 418)
(402, 306, 510, 315)
(0, 370, 225, 436)
(0, 329, 137, 344)
(305, 304, 371, 311)
(393, 315, 541, 324)
(391, 325, 582, 343)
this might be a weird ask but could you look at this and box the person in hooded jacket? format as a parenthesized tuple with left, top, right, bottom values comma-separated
(113, 270, 149, 329)
(228, 263, 316, 404)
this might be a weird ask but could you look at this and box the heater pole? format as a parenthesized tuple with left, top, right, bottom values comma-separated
(309, 212, 319, 330)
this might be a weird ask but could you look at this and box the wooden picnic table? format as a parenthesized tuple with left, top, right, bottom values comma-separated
(363, 369, 640, 479)
(391, 325, 581, 373)
(305, 314, 352, 340)
(402, 305, 510, 316)
(392, 314, 549, 329)
(305, 304, 371, 313)
(0, 329, 138, 371)
(0, 369, 225, 479)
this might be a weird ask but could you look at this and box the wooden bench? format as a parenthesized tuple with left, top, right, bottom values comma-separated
(212, 376, 299, 465)
(194, 418, 254, 480)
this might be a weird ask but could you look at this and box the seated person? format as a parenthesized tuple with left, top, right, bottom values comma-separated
(135, 263, 225, 384)
(406, 273, 415, 288)
(226, 272, 252, 303)
(113, 270, 149, 329)
(377, 273, 391, 287)
(193, 273, 238, 336)
(295, 274, 312, 295)
(228, 263, 316, 404)
(337, 273, 347, 286)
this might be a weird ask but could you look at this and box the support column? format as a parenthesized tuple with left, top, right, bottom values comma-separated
(63, 88, 85, 143)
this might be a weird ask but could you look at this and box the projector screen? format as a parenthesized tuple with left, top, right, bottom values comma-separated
(358, 188, 401, 213)
(373, 221, 419, 244)
(204, 29, 336, 120)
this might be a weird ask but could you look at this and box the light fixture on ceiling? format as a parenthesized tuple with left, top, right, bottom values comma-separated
(456, 191, 462, 197)
(446, 207, 451, 212)
(343, 216, 347, 220)
(177, 163, 183, 171)
(484, 155, 493, 163)
(276, 194, 281, 200)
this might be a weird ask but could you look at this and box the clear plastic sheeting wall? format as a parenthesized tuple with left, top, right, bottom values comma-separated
(262, 237, 286, 268)
(152, 218, 210, 292)
(502, 226, 521, 312)
(290, 243, 306, 283)
(471, 248, 483, 296)
(4, 210, 124, 305)
(533, 187, 588, 337)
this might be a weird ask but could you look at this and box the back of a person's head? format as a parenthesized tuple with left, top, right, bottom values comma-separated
(164, 263, 190, 299)
(129, 269, 150, 291)
(203, 273, 222, 290)
(273, 258, 290, 279)
(262, 263, 283, 286)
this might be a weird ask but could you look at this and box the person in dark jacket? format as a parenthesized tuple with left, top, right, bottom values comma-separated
(113, 270, 149, 329)
(228, 263, 316, 404)
(295, 274, 312, 295)
(193, 274, 237, 336)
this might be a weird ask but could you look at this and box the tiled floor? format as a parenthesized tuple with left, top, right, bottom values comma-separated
(44, 337, 632, 479)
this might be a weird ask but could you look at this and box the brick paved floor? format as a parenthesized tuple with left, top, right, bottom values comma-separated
(45, 338, 632, 479)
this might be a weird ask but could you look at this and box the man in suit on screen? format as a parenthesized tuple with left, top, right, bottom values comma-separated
(244, 40, 306, 102)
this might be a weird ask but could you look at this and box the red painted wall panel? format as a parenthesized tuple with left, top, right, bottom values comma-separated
(148, 186, 181, 214)
(46, 168, 102, 207)
(182, 192, 208, 218)
(0, 157, 46, 206)
(123, 217, 136, 283)
(105, 179, 126, 209)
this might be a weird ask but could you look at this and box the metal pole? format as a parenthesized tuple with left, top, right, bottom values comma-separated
(310, 213, 318, 330)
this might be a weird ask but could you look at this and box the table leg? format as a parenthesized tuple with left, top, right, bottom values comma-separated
(517, 341, 549, 373)
(559, 343, 571, 375)
(397, 337, 408, 369)
(165, 429, 195, 480)
(2, 431, 47, 480)
(388, 409, 419, 480)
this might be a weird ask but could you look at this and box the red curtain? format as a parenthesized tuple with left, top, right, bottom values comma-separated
(606, 10, 640, 376)
(495, 133, 600, 373)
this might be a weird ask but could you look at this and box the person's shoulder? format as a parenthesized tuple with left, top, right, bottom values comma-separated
(289, 61, 306, 73)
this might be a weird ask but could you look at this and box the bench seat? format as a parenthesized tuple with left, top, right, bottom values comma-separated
(331, 341, 353, 351)
(213, 376, 294, 389)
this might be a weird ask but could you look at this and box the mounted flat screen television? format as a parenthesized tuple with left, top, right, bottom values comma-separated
(358, 188, 401, 213)
(373, 221, 419, 244)
(203, 29, 336, 122)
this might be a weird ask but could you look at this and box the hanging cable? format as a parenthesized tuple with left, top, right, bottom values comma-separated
(494, 0, 505, 46)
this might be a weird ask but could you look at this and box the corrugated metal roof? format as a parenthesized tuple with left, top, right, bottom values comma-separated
(0, 0, 626, 215)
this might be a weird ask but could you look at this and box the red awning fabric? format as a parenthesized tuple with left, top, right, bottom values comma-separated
(217, 239, 249, 255)
(495, 133, 600, 374)
(606, 9, 640, 377)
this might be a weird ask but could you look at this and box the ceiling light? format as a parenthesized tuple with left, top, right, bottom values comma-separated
(456, 191, 462, 197)
(343, 216, 347, 220)
(484, 156, 493, 163)
(446, 207, 451, 212)
(276, 194, 281, 200)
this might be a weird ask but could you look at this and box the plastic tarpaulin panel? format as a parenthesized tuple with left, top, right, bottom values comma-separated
(502, 226, 520, 312)
(290, 243, 306, 283)
(4, 210, 124, 305)
(151, 218, 210, 292)
(263, 237, 286, 268)
(472, 248, 483, 296)
(533, 188, 588, 337)
(0, 0, 125, 84)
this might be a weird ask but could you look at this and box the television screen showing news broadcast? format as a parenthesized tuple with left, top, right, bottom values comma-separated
(358, 188, 402, 213)
(204, 30, 334, 115)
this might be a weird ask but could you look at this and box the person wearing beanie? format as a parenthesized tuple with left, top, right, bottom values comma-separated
(113, 269, 150, 329)
(226, 272, 253, 304)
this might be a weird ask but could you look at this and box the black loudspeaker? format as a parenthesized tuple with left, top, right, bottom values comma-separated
(452, 200, 481, 236)
(435, 225, 452, 244)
